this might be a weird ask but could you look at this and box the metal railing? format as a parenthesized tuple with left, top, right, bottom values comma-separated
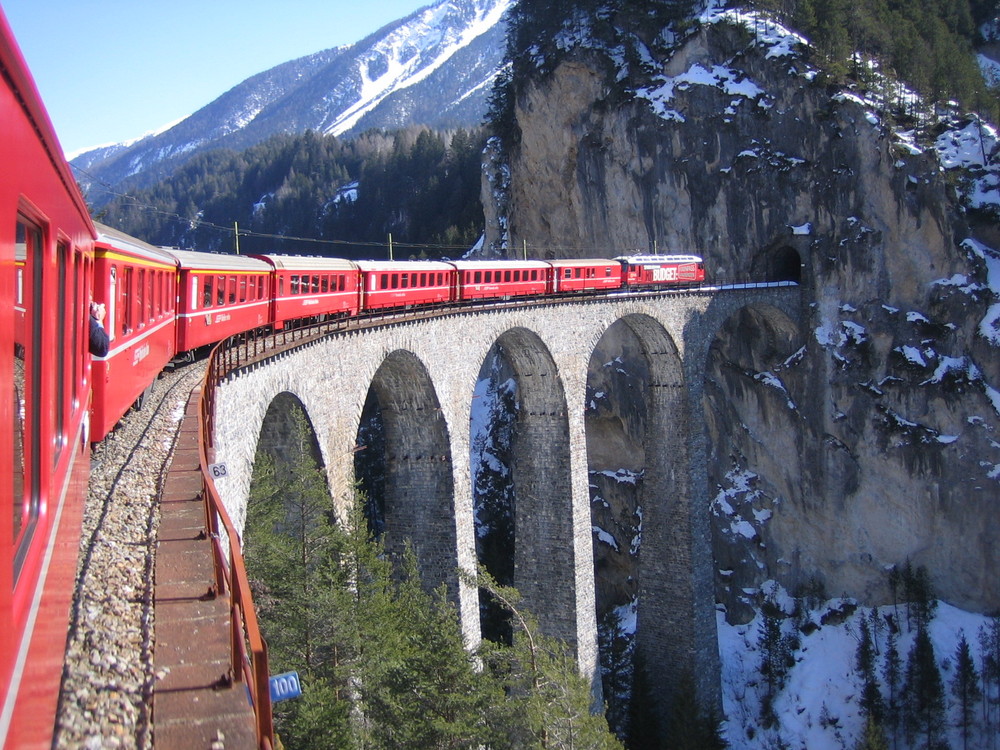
(199, 348, 274, 750)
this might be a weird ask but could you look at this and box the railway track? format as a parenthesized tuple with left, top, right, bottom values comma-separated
(53, 361, 207, 750)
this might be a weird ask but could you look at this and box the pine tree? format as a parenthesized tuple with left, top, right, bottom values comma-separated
(951, 633, 982, 750)
(854, 714, 890, 750)
(979, 617, 1000, 746)
(473, 568, 625, 749)
(882, 627, 902, 748)
(244, 410, 355, 749)
(757, 601, 794, 728)
(664, 667, 727, 750)
(856, 611, 884, 723)
(903, 625, 946, 749)
(355, 546, 506, 749)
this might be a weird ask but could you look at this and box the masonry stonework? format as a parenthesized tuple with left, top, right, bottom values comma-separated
(210, 286, 800, 711)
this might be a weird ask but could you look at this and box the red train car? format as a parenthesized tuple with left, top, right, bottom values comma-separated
(548, 259, 624, 293)
(252, 254, 360, 327)
(616, 254, 705, 287)
(1, 10, 97, 748)
(450, 259, 550, 300)
(90, 223, 179, 441)
(356, 260, 454, 311)
(172, 250, 272, 353)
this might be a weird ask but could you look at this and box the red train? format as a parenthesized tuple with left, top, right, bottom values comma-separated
(87, 249, 703, 443)
(0, 8, 704, 747)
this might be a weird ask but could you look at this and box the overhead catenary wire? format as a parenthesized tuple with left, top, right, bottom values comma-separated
(70, 161, 658, 257)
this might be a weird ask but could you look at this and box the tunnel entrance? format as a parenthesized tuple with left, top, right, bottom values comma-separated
(771, 246, 802, 282)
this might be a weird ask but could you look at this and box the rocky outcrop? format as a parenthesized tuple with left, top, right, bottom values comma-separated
(484, 16, 1000, 620)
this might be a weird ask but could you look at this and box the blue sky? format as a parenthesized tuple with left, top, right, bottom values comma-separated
(2, 0, 431, 156)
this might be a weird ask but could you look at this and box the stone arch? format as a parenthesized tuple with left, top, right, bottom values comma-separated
(359, 349, 457, 595)
(487, 327, 576, 646)
(584, 312, 688, 736)
(255, 392, 324, 471)
(703, 303, 805, 623)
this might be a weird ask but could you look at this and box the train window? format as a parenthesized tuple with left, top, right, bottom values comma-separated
(321, 277, 328, 293)
(147, 269, 154, 320)
(136, 269, 146, 327)
(575, 268, 582, 279)
(122, 267, 133, 334)
(380, 274, 388, 290)
(238, 277, 246, 303)
(216, 276, 226, 306)
(203, 276, 213, 308)
(310, 276, 318, 293)
(73, 254, 83, 402)
(503, 270, 510, 282)
(419, 273, 426, 287)
(55, 243, 68, 456)
(229, 276, 237, 304)
(290, 275, 299, 294)
(13, 219, 43, 576)
(606, 267, 613, 277)
(339, 276, 345, 292)
(401, 274, 409, 289)
(147, 271, 154, 318)
(391, 275, 398, 290)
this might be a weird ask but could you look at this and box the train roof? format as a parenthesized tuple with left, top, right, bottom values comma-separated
(169, 249, 272, 272)
(354, 260, 454, 272)
(251, 254, 357, 272)
(448, 259, 551, 269)
(614, 254, 703, 264)
(546, 258, 621, 267)
(94, 222, 179, 266)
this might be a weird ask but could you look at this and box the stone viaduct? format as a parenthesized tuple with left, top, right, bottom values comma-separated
(208, 284, 801, 712)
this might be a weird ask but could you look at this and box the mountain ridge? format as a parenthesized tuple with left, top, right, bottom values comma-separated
(75, 0, 511, 207)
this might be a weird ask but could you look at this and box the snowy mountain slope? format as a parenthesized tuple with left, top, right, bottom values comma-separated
(74, 0, 511, 206)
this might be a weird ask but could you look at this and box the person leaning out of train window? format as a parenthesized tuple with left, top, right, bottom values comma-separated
(89, 298, 109, 357)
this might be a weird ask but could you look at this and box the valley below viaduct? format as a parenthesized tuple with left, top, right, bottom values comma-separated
(208, 284, 801, 712)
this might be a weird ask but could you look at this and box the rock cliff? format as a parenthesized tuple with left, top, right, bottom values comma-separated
(483, 10, 1000, 621)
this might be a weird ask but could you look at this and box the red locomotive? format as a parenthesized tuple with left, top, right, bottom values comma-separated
(0, 7, 709, 746)
(616, 254, 705, 286)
